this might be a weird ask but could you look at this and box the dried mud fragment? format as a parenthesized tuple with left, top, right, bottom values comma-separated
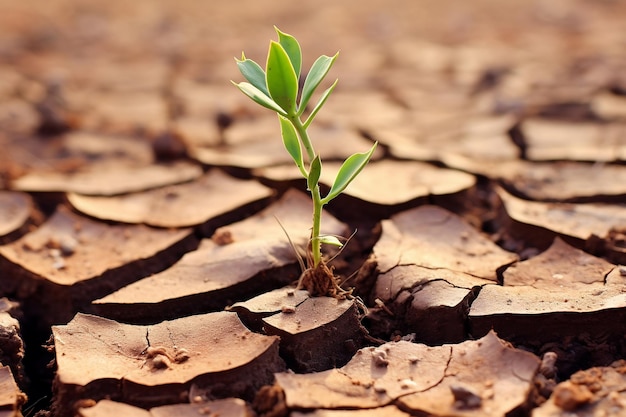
(0, 191, 32, 243)
(0, 312, 24, 388)
(375, 265, 493, 304)
(62, 132, 155, 164)
(91, 190, 345, 323)
(68, 169, 272, 228)
(12, 160, 202, 196)
(2, 131, 153, 178)
(520, 118, 626, 162)
(86, 91, 168, 133)
(150, 398, 252, 417)
(380, 114, 519, 163)
(398, 332, 539, 417)
(0, 98, 38, 135)
(273, 331, 538, 416)
(78, 400, 151, 417)
(374, 266, 490, 344)
(174, 82, 254, 119)
(78, 398, 252, 417)
(291, 405, 412, 417)
(258, 157, 476, 219)
(0, 206, 195, 326)
(210, 189, 346, 244)
(370, 206, 516, 342)
(262, 297, 368, 372)
(0, 365, 27, 417)
(496, 160, 626, 202)
(532, 360, 626, 417)
(320, 160, 476, 205)
(34, 79, 79, 136)
(592, 91, 626, 121)
(375, 205, 517, 279)
(53, 312, 284, 416)
(90, 238, 298, 323)
(470, 238, 626, 343)
(497, 186, 626, 249)
(318, 90, 408, 131)
(274, 342, 449, 409)
(191, 119, 379, 169)
(503, 238, 613, 288)
(230, 287, 309, 332)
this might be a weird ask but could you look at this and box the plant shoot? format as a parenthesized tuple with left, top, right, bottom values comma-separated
(233, 27, 377, 296)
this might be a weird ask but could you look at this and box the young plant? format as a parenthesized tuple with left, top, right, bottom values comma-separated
(232, 27, 377, 296)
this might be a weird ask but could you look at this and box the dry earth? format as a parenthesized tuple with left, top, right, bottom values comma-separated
(1, 0, 626, 416)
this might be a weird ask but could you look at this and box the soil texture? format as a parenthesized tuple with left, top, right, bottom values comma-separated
(1, 0, 626, 416)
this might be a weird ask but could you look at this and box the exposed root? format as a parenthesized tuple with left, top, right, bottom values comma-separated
(296, 260, 353, 299)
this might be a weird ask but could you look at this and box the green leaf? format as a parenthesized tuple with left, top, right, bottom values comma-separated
(303, 79, 338, 129)
(278, 115, 306, 177)
(274, 27, 302, 78)
(307, 155, 321, 191)
(235, 53, 269, 96)
(299, 53, 338, 114)
(266, 41, 298, 115)
(319, 235, 343, 247)
(322, 142, 378, 204)
(231, 81, 287, 116)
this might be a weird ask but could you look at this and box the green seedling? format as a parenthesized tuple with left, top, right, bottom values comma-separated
(233, 27, 377, 297)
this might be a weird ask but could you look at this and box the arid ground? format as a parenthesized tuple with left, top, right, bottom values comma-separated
(1, 1, 626, 416)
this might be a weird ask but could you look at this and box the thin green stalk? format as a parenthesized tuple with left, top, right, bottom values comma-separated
(310, 184, 323, 267)
(290, 115, 315, 161)
(290, 115, 322, 267)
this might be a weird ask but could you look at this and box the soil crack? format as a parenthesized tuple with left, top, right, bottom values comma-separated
(603, 267, 615, 285)
(392, 345, 454, 410)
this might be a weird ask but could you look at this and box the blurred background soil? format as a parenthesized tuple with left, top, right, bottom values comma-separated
(1, 0, 625, 153)
(2, 1, 626, 415)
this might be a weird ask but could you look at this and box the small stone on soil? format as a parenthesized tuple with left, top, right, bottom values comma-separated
(552, 381, 594, 411)
(372, 348, 389, 367)
(451, 384, 482, 409)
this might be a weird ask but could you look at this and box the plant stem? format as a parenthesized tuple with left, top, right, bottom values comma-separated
(310, 184, 323, 267)
(290, 115, 323, 267)
(290, 115, 315, 161)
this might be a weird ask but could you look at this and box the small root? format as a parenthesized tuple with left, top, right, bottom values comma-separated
(296, 260, 353, 299)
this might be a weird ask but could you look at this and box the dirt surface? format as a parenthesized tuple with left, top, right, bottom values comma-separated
(1, 0, 626, 416)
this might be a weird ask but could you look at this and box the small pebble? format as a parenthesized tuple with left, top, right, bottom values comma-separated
(451, 385, 482, 409)
(400, 333, 416, 342)
(540, 352, 558, 379)
(175, 348, 190, 363)
(553, 381, 593, 411)
(151, 354, 171, 369)
(372, 348, 389, 367)
(400, 379, 417, 389)
(373, 384, 387, 394)
(52, 257, 66, 270)
(60, 236, 78, 256)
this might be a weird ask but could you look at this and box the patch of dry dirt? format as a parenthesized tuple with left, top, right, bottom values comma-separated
(1, 0, 626, 416)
